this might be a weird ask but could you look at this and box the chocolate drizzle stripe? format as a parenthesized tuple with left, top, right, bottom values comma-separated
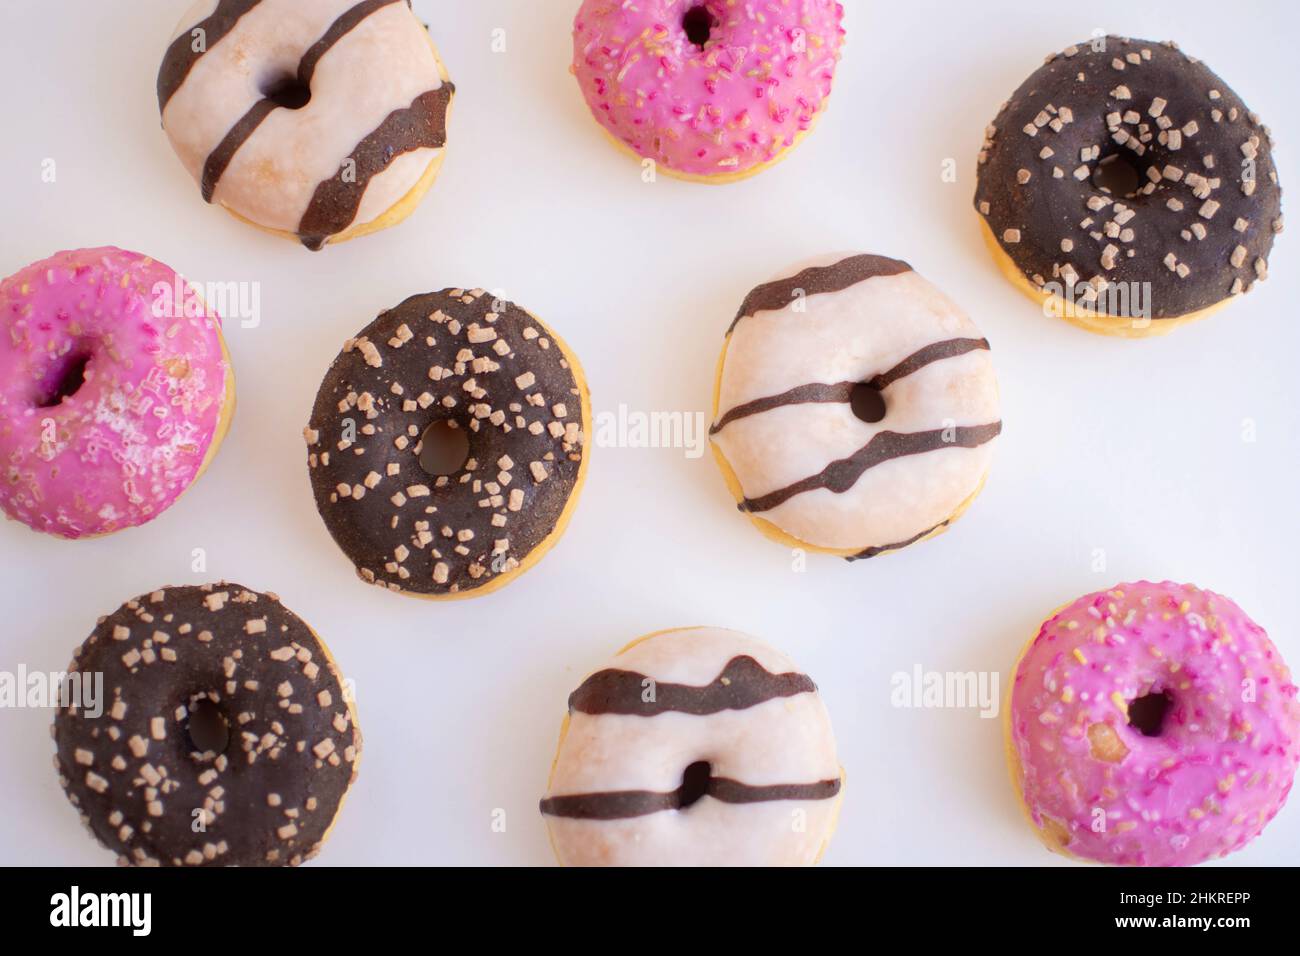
(867, 338, 990, 390)
(157, 0, 263, 111)
(298, 0, 404, 88)
(539, 777, 842, 820)
(711, 382, 852, 434)
(569, 655, 815, 716)
(727, 254, 912, 333)
(740, 422, 1003, 514)
(296, 85, 454, 250)
(846, 519, 951, 562)
(198, 0, 404, 203)
(201, 99, 279, 202)
(710, 338, 991, 435)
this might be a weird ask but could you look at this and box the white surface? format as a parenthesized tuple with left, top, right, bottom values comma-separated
(0, 0, 1296, 866)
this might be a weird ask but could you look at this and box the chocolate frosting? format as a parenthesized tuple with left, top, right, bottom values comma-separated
(712, 382, 854, 434)
(539, 777, 842, 820)
(711, 338, 989, 434)
(869, 338, 990, 390)
(297, 85, 454, 250)
(740, 423, 1003, 514)
(299, 0, 405, 87)
(52, 584, 360, 867)
(306, 289, 587, 597)
(201, 99, 280, 202)
(846, 519, 951, 561)
(975, 37, 1283, 318)
(156, 0, 262, 111)
(728, 254, 913, 332)
(569, 655, 816, 716)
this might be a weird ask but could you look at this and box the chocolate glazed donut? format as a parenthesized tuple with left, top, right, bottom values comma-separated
(975, 37, 1282, 333)
(306, 289, 590, 599)
(52, 584, 361, 867)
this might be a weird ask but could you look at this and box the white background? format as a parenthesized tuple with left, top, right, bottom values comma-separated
(0, 0, 1296, 866)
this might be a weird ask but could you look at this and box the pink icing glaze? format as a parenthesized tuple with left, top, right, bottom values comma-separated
(1010, 581, 1300, 866)
(572, 0, 845, 178)
(0, 248, 230, 539)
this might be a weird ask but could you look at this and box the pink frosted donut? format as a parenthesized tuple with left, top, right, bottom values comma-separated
(571, 0, 845, 181)
(0, 248, 234, 539)
(1008, 581, 1300, 865)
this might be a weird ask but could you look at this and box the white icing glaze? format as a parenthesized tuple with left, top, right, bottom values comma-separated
(543, 628, 842, 867)
(353, 147, 438, 226)
(170, 0, 222, 33)
(161, 0, 447, 237)
(712, 258, 1001, 552)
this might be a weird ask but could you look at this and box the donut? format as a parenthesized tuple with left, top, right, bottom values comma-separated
(0, 248, 234, 539)
(52, 583, 361, 867)
(540, 627, 843, 866)
(157, 0, 455, 250)
(710, 253, 1002, 560)
(306, 288, 590, 599)
(571, 0, 845, 183)
(975, 37, 1283, 337)
(1007, 581, 1300, 866)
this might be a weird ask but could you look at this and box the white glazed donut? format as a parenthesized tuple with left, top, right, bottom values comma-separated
(539, 627, 843, 866)
(710, 253, 1002, 559)
(157, 0, 454, 250)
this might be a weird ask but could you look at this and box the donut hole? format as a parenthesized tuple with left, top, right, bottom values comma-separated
(1127, 689, 1173, 737)
(185, 697, 230, 756)
(682, 5, 716, 48)
(849, 382, 887, 424)
(677, 761, 712, 809)
(1091, 152, 1144, 198)
(417, 420, 470, 477)
(35, 350, 92, 408)
(261, 73, 312, 110)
